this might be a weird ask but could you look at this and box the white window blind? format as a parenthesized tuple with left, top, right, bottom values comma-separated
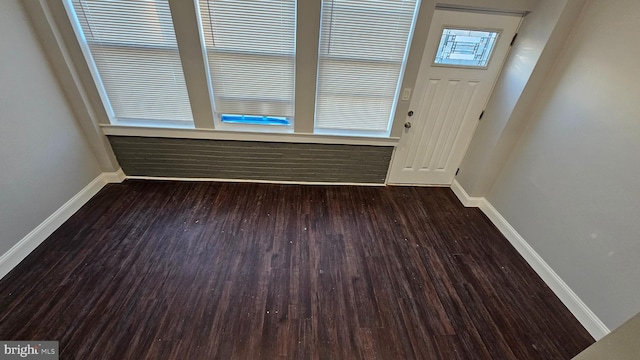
(70, 0, 193, 123)
(315, 0, 418, 135)
(198, 0, 296, 119)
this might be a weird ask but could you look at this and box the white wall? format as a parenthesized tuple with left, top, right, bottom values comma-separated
(486, 0, 640, 330)
(0, 0, 102, 255)
(457, 0, 585, 196)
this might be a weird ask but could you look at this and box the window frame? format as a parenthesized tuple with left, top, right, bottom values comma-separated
(65, 0, 196, 127)
(198, 0, 297, 133)
(313, 0, 421, 138)
(27, 0, 431, 146)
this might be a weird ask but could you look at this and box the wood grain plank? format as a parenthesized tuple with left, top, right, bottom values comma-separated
(0, 181, 594, 359)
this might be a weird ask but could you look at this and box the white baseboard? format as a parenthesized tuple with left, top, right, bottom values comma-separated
(451, 179, 483, 207)
(102, 168, 126, 183)
(125, 175, 384, 187)
(0, 169, 124, 280)
(479, 199, 610, 340)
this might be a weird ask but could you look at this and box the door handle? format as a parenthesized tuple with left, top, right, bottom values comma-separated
(404, 122, 412, 129)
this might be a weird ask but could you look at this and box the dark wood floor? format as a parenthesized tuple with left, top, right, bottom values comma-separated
(0, 180, 593, 359)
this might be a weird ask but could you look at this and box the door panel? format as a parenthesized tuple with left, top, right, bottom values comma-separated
(388, 10, 521, 185)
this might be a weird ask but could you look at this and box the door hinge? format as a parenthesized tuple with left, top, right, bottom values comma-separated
(455, 168, 460, 176)
(479, 110, 485, 120)
(510, 33, 518, 46)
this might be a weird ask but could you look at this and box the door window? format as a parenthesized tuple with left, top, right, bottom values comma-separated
(433, 28, 500, 68)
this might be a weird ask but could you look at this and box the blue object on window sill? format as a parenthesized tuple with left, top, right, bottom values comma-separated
(221, 114, 290, 126)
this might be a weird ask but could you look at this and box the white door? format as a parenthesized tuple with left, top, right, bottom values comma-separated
(388, 10, 521, 185)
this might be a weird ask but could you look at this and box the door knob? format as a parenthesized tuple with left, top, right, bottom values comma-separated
(408, 110, 414, 116)
(404, 122, 412, 129)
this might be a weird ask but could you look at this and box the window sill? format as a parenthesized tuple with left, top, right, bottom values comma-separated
(100, 125, 399, 147)
(213, 120, 294, 135)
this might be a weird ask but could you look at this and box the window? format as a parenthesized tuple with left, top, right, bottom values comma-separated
(70, 0, 193, 126)
(314, 0, 419, 136)
(198, 0, 296, 129)
(433, 28, 500, 68)
(65, 0, 421, 138)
